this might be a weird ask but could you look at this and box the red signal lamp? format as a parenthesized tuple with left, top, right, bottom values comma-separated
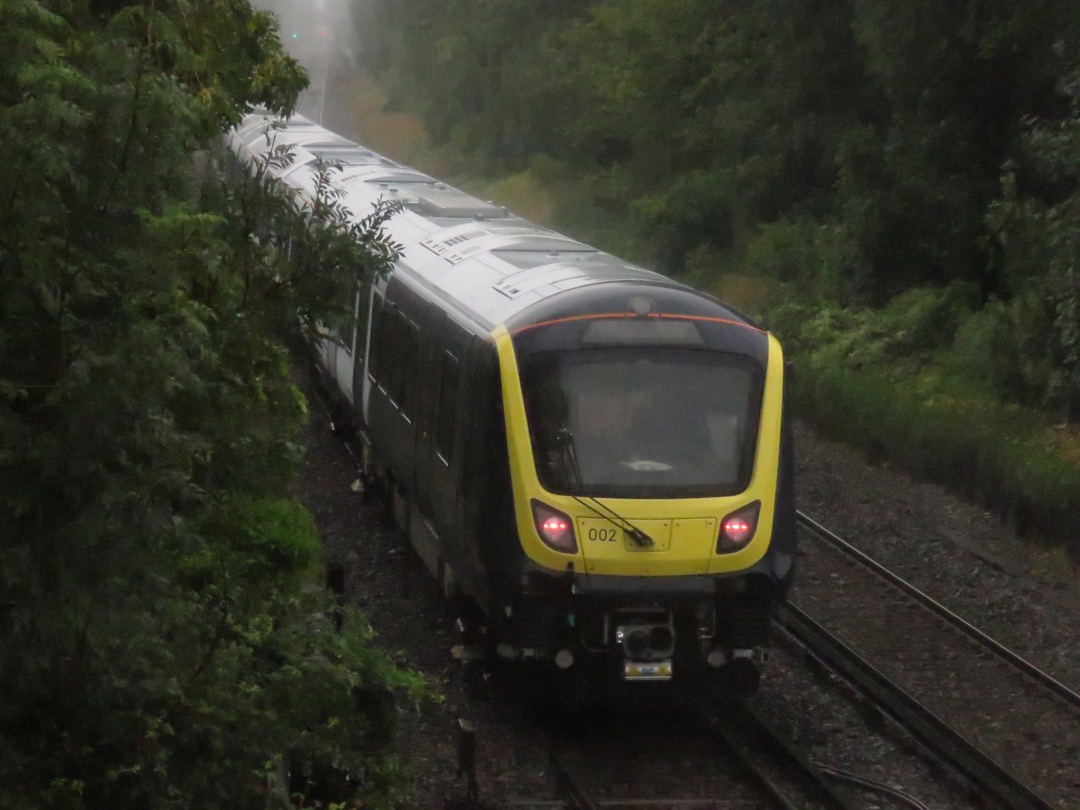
(532, 500, 577, 553)
(717, 501, 761, 552)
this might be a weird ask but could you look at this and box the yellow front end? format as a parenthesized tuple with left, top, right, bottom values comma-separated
(493, 326, 785, 579)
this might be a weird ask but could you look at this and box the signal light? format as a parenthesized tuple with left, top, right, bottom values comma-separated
(531, 500, 577, 553)
(717, 501, 761, 553)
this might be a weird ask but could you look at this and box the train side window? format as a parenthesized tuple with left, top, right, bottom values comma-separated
(435, 350, 459, 464)
(416, 330, 441, 434)
(354, 278, 371, 365)
(369, 295, 385, 383)
(399, 319, 420, 421)
(346, 283, 358, 353)
(385, 309, 406, 406)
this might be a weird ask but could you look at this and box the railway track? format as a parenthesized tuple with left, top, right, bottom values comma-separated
(785, 512, 1080, 809)
(445, 671, 925, 810)
(463, 692, 940, 810)
(447, 710, 765, 809)
(496, 704, 864, 810)
(446, 695, 936, 810)
(704, 700, 874, 810)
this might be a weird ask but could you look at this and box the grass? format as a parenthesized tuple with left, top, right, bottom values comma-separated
(784, 342, 1080, 561)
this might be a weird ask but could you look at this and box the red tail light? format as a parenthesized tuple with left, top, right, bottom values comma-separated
(531, 500, 577, 553)
(717, 501, 761, 553)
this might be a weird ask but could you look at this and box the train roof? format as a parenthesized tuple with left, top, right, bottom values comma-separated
(229, 113, 748, 334)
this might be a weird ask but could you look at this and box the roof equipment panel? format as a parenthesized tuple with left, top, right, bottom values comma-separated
(414, 185, 508, 219)
(420, 224, 595, 266)
(337, 167, 434, 187)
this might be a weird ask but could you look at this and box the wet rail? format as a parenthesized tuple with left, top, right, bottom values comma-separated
(492, 695, 874, 810)
(785, 512, 1080, 809)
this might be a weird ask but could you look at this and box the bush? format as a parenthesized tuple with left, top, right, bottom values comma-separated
(765, 284, 978, 371)
(874, 284, 980, 357)
(630, 170, 736, 274)
(948, 300, 1024, 399)
(744, 219, 859, 300)
(185, 496, 323, 583)
(0, 3, 427, 805)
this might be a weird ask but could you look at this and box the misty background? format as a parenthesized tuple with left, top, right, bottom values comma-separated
(254, 0, 365, 138)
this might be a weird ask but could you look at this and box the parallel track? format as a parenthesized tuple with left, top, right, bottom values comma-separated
(786, 512, 1080, 809)
(528, 705, 864, 810)
(704, 700, 865, 809)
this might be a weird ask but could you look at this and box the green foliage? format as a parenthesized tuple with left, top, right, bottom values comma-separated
(361, 0, 587, 168)
(791, 357, 1080, 556)
(771, 284, 979, 368)
(948, 300, 1024, 398)
(838, 0, 1079, 298)
(629, 169, 736, 275)
(183, 496, 322, 584)
(0, 2, 425, 807)
(743, 219, 865, 303)
(773, 284, 1080, 552)
(365, 0, 1080, 307)
(989, 71, 1080, 419)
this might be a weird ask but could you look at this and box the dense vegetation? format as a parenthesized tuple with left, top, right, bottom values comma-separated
(0, 2, 424, 807)
(357, 0, 1080, 554)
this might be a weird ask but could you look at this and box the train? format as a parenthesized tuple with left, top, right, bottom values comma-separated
(227, 112, 795, 696)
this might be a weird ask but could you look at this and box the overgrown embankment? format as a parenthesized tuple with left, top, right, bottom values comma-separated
(769, 295, 1080, 559)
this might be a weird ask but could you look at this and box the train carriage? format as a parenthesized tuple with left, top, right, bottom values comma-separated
(228, 113, 795, 693)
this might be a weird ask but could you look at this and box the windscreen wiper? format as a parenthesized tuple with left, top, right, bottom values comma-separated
(552, 429, 654, 547)
(552, 428, 583, 491)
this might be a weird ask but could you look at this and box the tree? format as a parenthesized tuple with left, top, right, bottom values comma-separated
(550, 0, 871, 273)
(0, 2, 423, 807)
(839, 0, 1079, 299)
(988, 70, 1080, 419)
(362, 0, 590, 165)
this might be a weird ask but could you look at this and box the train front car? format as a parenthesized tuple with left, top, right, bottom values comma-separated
(492, 282, 795, 693)
(226, 111, 793, 697)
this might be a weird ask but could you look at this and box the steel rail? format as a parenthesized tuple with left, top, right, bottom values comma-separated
(776, 601, 1055, 810)
(811, 762, 931, 810)
(795, 511, 1080, 710)
(304, 368, 366, 475)
(544, 706, 862, 810)
(550, 748, 600, 810)
(705, 701, 863, 810)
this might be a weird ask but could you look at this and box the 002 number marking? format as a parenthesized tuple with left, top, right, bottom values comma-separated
(588, 527, 620, 542)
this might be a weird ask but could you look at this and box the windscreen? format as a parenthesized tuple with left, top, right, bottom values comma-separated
(520, 348, 763, 498)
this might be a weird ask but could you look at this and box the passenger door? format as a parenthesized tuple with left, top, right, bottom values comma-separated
(413, 313, 468, 576)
